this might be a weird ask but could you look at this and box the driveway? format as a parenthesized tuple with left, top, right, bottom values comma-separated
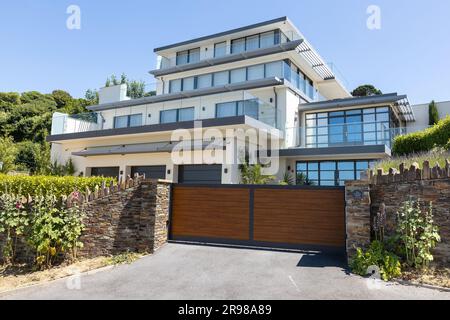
(1, 243, 449, 300)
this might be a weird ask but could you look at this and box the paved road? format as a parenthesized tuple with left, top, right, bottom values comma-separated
(1, 243, 449, 300)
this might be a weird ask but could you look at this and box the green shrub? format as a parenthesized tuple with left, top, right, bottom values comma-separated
(396, 200, 440, 269)
(428, 101, 440, 126)
(392, 116, 450, 155)
(350, 241, 402, 281)
(0, 174, 116, 197)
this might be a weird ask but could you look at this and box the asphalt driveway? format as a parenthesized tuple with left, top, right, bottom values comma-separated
(1, 243, 449, 300)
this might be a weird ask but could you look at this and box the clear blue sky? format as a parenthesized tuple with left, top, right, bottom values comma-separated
(1, 0, 449, 105)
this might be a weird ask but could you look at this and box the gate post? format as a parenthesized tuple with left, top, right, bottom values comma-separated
(345, 179, 371, 263)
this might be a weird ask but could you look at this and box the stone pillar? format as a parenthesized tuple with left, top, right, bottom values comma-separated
(139, 180, 171, 253)
(345, 180, 371, 262)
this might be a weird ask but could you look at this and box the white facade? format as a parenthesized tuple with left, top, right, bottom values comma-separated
(48, 17, 425, 186)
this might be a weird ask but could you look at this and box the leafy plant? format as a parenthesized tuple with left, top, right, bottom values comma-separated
(27, 194, 85, 268)
(240, 161, 274, 185)
(0, 174, 116, 198)
(0, 136, 18, 173)
(279, 172, 295, 186)
(350, 241, 402, 281)
(396, 200, 440, 269)
(0, 192, 29, 264)
(351, 85, 382, 97)
(296, 173, 315, 186)
(392, 116, 450, 155)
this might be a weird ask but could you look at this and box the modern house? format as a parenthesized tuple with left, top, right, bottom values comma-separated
(48, 17, 419, 186)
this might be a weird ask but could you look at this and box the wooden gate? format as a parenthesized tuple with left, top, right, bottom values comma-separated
(169, 185, 345, 252)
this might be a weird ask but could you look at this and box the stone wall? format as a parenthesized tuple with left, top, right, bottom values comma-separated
(0, 179, 171, 263)
(345, 180, 371, 258)
(79, 179, 171, 258)
(346, 160, 450, 266)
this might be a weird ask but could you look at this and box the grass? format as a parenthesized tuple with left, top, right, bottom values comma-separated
(375, 148, 450, 173)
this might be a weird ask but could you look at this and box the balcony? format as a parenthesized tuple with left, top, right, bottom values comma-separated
(48, 91, 282, 141)
(155, 30, 301, 71)
(283, 122, 413, 151)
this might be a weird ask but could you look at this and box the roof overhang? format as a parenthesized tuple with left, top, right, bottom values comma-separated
(300, 93, 415, 122)
(71, 140, 225, 157)
(279, 145, 391, 159)
(150, 40, 303, 77)
(47, 115, 282, 143)
(87, 77, 284, 112)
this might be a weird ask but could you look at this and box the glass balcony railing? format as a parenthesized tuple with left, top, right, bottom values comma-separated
(50, 91, 282, 136)
(283, 123, 422, 150)
(156, 30, 302, 70)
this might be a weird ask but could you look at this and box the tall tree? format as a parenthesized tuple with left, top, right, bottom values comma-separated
(428, 100, 440, 126)
(351, 85, 382, 97)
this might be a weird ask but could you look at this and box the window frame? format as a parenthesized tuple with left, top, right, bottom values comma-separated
(113, 113, 143, 129)
(176, 47, 201, 66)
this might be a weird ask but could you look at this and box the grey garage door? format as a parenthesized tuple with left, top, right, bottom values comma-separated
(178, 165, 222, 184)
(91, 167, 120, 178)
(131, 166, 166, 180)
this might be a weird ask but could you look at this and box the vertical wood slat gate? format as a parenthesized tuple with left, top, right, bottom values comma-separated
(169, 184, 346, 252)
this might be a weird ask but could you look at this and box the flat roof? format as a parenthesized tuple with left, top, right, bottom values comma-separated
(301, 93, 415, 122)
(154, 17, 288, 52)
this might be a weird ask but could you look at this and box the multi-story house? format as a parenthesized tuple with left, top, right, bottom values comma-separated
(48, 17, 417, 186)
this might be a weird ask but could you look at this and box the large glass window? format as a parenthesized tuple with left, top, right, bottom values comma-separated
(304, 107, 393, 148)
(265, 61, 283, 78)
(169, 79, 182, 93)
(114, 114, 142, 129)
(216, 99, 259, 119)
(160, 109, 178, 124)
(182, 77, 195, 91)
(160, 107, 195, 124)
(176, 48, 200, 65)
(213, 71, 229, 86)
(296, 160, 375, 186)
(246, 35, 259, 51)
(230, 68, 247, 84)
(260, 31, 276, 48)
(197, 74, 212, 89)
(214, 42, 227, 58)
(231, 38, 245, 54)
(247, 64, 264, 81)
(178, 107, 195, 122)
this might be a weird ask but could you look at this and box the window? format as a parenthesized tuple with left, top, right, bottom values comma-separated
(182, 77, 195, 91)
(169, 79, 182, 93)
(230, 68, 246, 84)
(231, 38, 245, 54)
(247, 64, 264, 81)
(160, 109, 178, 124)
(304, 107, 393, 148)
(213, 71, 229, 86)
(178, 107, 195, 122)
(176, 48, 200, 65)
(260, 31, 275, 48)
(216, 99, 259, 119)
(246, 35, 259, 51)
(265, 61, 282, 78)
(214, 42, 227, 57)
(114, 114, 142, 129)
(296, 160, 375, 186)
(160, 107, 195, 124)
(216, 102, 237, 118)
(197, 74, 212, 89)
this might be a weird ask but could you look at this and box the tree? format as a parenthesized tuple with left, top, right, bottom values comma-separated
(127, 80, 146, 99)
(351, 85, 382, 97)
(428, 100, 439, 126)
(0, 136, 18, 173)
(85, 89, 99, 105)
(52, 90, 73, 109)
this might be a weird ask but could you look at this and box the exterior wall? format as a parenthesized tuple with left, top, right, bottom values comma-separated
(0, 180, 171, 263)
(98, 84, 130, 104)
(345, 163, 450, 266)
(407, 100, 450, 133)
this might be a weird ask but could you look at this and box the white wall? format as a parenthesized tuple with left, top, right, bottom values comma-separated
(99, 84, 130, 105)
(407, 101, 450, 133)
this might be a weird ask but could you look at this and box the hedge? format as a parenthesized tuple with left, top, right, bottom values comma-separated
(0, 175, 116, 197)
(392, 116, 450, 155)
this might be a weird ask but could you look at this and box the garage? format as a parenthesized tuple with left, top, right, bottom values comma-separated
(131, 166, 166, 180)
(90, 167, 120, 178)
(178, 165, 222, 184)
